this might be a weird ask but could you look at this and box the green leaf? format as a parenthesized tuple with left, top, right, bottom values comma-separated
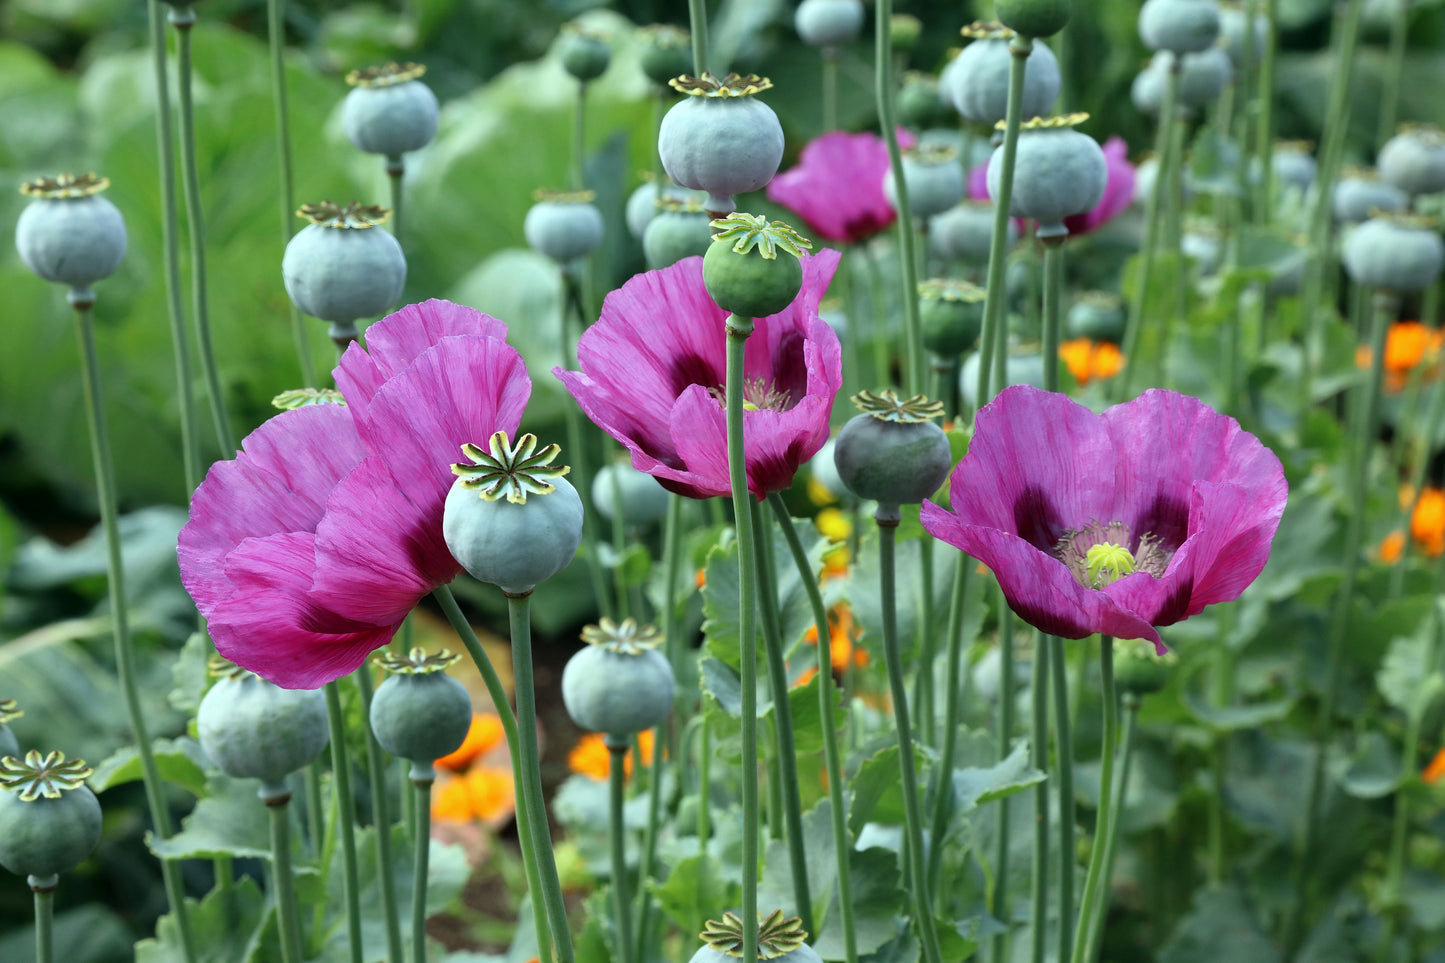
(848, 744, 932, 838)
(1158, 884, 1281, 963)
(134, 877, 270, 963)
(812, 846, 909, 960)
(169, 630, 213, 715)
(701, 524, 827, 671)
(90, 736, 209, 798)
(1378, 623, 1445, 720)
(0, 904, 132, 963)
(1334, 731, 1401, 800)
(951, 740, 1046, 813)
(759, 797, 840, 927)
(148, 773, 288, 861)
(651, 854, 739, 944)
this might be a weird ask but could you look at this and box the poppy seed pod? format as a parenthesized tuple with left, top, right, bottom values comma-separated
(1138, 0, 1221, 54)
(342, 63, 439, 160)
(638, 25, 692, 88)
(1133, 50, 1232, 115)
(1218, 1, 1267, 67)
(0, 751, 102, 882)
(702, 213, 811, 319)
(1377, 126, 1445, 198)
(592, 461, 671, 526)
(945, 23, 1060, 126)
(196, 660, 330, 795)
(689, 911, 824, 963)
(897, 72, 954, 130)
(795, 0, 866, 49)
(524, 190, 605, 265)
(0, 701, 19, 760)
(995, 0, 1072, 39)
(1067, 291, 1127, 343)
(644, 198, 713, 269)
(282, 202, 406, 327)
(1271, 141, 1317, 196)
(560, 24, 612, 83)
(1334, 169, 1408, 224)
(988, 114, 1107, 231)
(15, 174, 127, 290)
(1342, 215, 1445, 293)
(562, 619, 676, 737)
(884, 145, 966, 220)
(369, 649, 473, 775)
(932, 200, 1018, 264)
(626, 179, 703, 240)
(659, 74, 785, 215)
(834, 390, 952, 507)
(919, 278, 986, 356)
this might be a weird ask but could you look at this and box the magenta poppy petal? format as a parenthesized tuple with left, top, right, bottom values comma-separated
(311, 457, 461, 624)
(335, 299, 510, 412)
(178, 404, 365, 617)
(766, 131, 914, 244)
(216, 532, 400, 689)
(1178, 479, 1285, 612)
(922, 506, 1161, 643)
(1064, 136, 1136, 236)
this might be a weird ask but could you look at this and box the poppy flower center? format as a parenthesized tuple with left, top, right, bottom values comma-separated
(1056, 519, 1171, 589)
(709, 377, 794, 412)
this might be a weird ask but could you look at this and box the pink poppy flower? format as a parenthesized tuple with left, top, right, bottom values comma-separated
(178, 300, 530, 688)
(968, 136, 1135, 237)
(767, 130, 916, 245)
(921, 386, 1286, 646)
(554, 251, 843, 501)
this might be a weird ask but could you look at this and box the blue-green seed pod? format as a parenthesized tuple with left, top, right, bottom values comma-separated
(562, 620, 676, 736)
(1342, 215, 1445, 293)
(560, 24, 612, 83)
(659, 74, 784, 215)
(644, 199, 714, 269)
(897, 73, 954, 131)
(593, 461, 671, 526)
(15, 174, 127, 289)
(1138, 0, 1221, 54)
(342, 63, 439, 159)
(0, 701, 19, 760)
(945, 23, 1060, 126)
(689, 911, 823, 963)
(795, 0, 866, 49)
(932, 200, 1018, 265)
(996, 0, 1072, 39)
(988, 114, 1106, 231)
(884, 145, 966, 220)
(834, 391, 952, 506)
(0, 751, 102, 881)
(1378, 126, 1445, 198)
(1271, 141, 1317, 196)
(1334, 169, 1408, 224)
(638, 25, 692, 88)
(919, 278, 986, 356)
(282, 202, 406, 324)
(444, 432, 584, 594)
(525, 190, 605, 266)
(1218, 1, 1266, 67)
(626, 180, 704, 241)
(197, 662, 330, 790)
(369, 650, 472, 771)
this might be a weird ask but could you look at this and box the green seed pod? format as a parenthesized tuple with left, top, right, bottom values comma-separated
(638, 25, 692, 88)
(1113, 638, 1177, 695)
(795, 0, 866, 50)
(896, 72, 953, 130)
(988, 114, 1107, 231)
(1333, 168, 1408, 224)
(644, 198, 714, 269)
(626, 179, 704, 241)
(444, 432, 584, 595)
(282, 201, 406, 324)
(1378, 125, 1445, 198)
(946, 23, 1061, 126)
(0, 751, 102, 882)
(0, 700, 20, 760)
(996, 0, 1072, 39)
(525, 190, 605, 265)
(560, 24, 612, 83)
(659, 74, 785, 215)
(562, 619, 676, 736)
(932, 200, 1018, 265)
(1342, 214, 1445, 293)
(960, 352, 1046, 404)
(592, 461, 671, 526)
(689, 910, 823, 963)
(369, 649, 473, 773)
(919, 278, 986, 356)
(1066, 291, 1127, 343)
(1271, 141, 1317, 196)
(342, 63, 439, 159)
(197, 660, 330, 792)
(702, 213, 811, 319)
(1138, 0, 1221, 54)
(890, 14, 923, 51)
(884, 144, 966, 220)
(1218, 1, 1266, 67)
(15, 174, 127, 289)
(834, 391, 952, 506)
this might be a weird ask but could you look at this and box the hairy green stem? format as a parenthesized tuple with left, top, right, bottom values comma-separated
(751, 502, 815, 935)
(410, 774, 433, 963)
(992, 606, 1017, 963)
(33, 884, 53, 963)
(387, 159, 405, 250)
(635, 727, 664, 955)
(768, 493, 857, 961)
(324, 683, 363, 963)
(697, 716, 712, 853)
(877, 509, 946, 963)
(1041, 234, 1066, 391)
(356, 668, 404, 963)
(267, 795, 304, 963)
(169, 9, 235, 454)
(72, 296, 196, 962)
(573, 84, 588, 191)
(876, 0, 924, 394)
(1029, 634, 1050, 963)
(976, 38, 1032, 408)
(562, 274, 615, 621)
(266, 0, 314, 386)
(1068, 638, 1117, 963)
(1084, 695, 1137, 959)
(688, 0, 708, 75)
(1049, 636, 1075, 963)
(916, 537, 937, 746)
(724, 313, 760, 963)
(605, 738, 636, 963)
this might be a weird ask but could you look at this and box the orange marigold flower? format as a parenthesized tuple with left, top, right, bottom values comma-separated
(1424, 746, 1445, 785)
(566, 729, 660, 781)
(792, 664, 819, 688)
(1357, 322, 1445, 394)
(1377, 530, 1406, 565)
(1411, 487, 1445, 557)
(431, 766, 516, 823)
(435, 712, 505, 772)
(1060, 338, 1125, 386)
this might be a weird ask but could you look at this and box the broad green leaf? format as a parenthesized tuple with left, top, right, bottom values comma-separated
(149, 773, 301, 861)
(0, 903, 131, 963)
(650, 854, 740, 947)
(134, 877, 270, 963)
(848, 744, 932, 838)
(812, 846, 909, 960)
(1158, 884, 1281, 963)
(169, 630, 212, 715)
(1334, 731, 1401, 800)
(759, 797, 841, 927)
(951, 740, 1046, 816)
(90, 736, 209, 798)
(1377, 625, 1445, 719)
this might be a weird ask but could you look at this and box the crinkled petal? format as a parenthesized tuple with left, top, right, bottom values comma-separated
(921, 505, 1161, 643)
(214, 532, 400, 689)
(767, 131, 912, 244)
(179, 404, 364, 617)
(336, 300, 509, 412)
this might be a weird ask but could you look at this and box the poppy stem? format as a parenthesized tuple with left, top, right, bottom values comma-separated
(434, 585, 554, 961)
(1068, 636, 1117, 963)
(323, 682, 364, 963)
(1378, 0, 1409, 149)
(688, 0, 708, 76)
(355, 667, 405, 963)
(724, 312, 760, 963)
(71, 293, 197, 963)
(697, 716, 712, 854)
(876, 0, 924, 395)
(750, 501, 815, 937)
(876, 505, 946, 963)
(32, 880, 54, 963)
(264, 792, 305, 963)
(1040, 233, 1066, 392)
(1253, 0, 1279, 225)
(822, 51, 839, 134)
(1028, 632, 1050, 963)
(387, 157, 405, 250)
(409, 770, 433, 963)
(169, 7, 236, 455)
(991, 605, 1017, 963)
(604, 737, 636, 963)
(635, 725, 664, 955)
(927, 555, 973, 900)
(1049, 635, 1076, 963)
(562, 272, 617, 621)
(767, 492, 859, 963)
(976, 35, 1031, 410)
(1083, 693, 1138, 959)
